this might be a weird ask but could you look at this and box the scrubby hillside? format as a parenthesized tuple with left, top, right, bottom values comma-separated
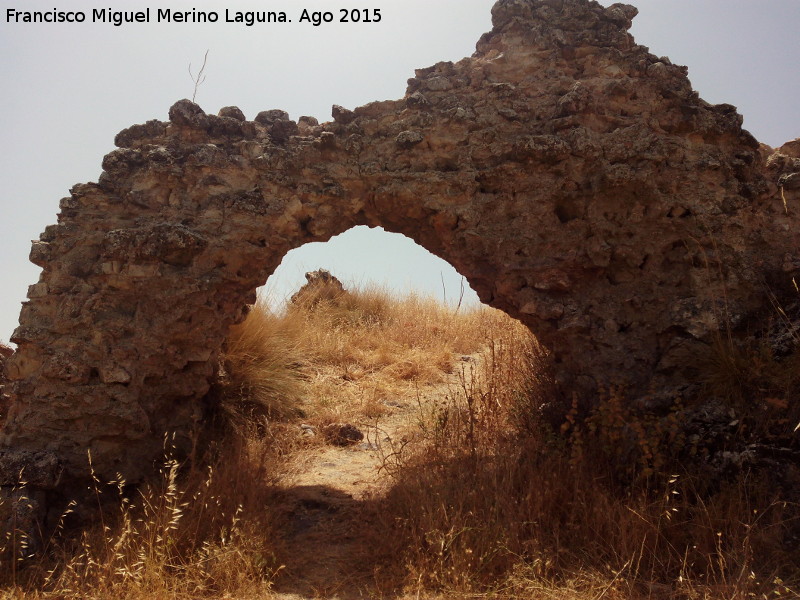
(1, 283, 798, 599)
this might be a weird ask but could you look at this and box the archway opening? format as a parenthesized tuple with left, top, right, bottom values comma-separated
(213, 224, 544, 431)
(263, 225, 481, 310)
(203, 225, 548, 594)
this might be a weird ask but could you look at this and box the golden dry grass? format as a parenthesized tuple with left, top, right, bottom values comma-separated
(0, 433, 285, 599)
(224, 285, 498, 430)
(216, 302, 310, 425)
(1, 283, 798, 599)
(376, 329, 800, 599)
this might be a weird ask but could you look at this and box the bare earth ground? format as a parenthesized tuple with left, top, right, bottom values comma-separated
(268, 362, 471, 599)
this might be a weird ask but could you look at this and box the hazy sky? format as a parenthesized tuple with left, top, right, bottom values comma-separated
(1, 0, 798, 344)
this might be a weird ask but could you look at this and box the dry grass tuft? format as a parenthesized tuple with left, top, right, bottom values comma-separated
(0, 431, 287, 598)
(699, 331, 800, 441)
(216, 301, 311, 426)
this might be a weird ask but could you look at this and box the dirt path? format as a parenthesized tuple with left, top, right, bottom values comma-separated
(268, 363, 471, 599)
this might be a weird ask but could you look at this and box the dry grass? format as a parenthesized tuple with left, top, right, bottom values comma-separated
(246, 284, 496, 428)
(377, 331, 800, 599)
(0, 431, 286, 598)
(1, 282, 798, 599)
(699, 331, 800, 441)
(215, 302, 311, 426)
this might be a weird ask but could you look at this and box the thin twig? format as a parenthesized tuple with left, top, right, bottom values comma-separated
(456, 276, 466, 313)
(188, 49, 209, 103)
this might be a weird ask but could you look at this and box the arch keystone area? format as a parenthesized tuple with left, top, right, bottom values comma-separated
(1, 0, 798, 493)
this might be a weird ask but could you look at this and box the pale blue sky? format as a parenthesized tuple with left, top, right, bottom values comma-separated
(1, 0, 798, 343)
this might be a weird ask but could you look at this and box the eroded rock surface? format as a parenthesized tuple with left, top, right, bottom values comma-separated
(1, 0, 798, 491)
(0, 344, 12, 423)
(290, 269, 348, 307)
(321, 423, 365, 447)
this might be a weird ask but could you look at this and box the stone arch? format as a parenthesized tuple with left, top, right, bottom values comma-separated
(1, 0, 798, 493)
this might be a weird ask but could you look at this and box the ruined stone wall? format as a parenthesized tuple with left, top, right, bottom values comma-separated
(1, 0, 797, 492)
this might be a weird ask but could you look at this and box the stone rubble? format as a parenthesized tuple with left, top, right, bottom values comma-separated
(290, 269, 348, 307)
